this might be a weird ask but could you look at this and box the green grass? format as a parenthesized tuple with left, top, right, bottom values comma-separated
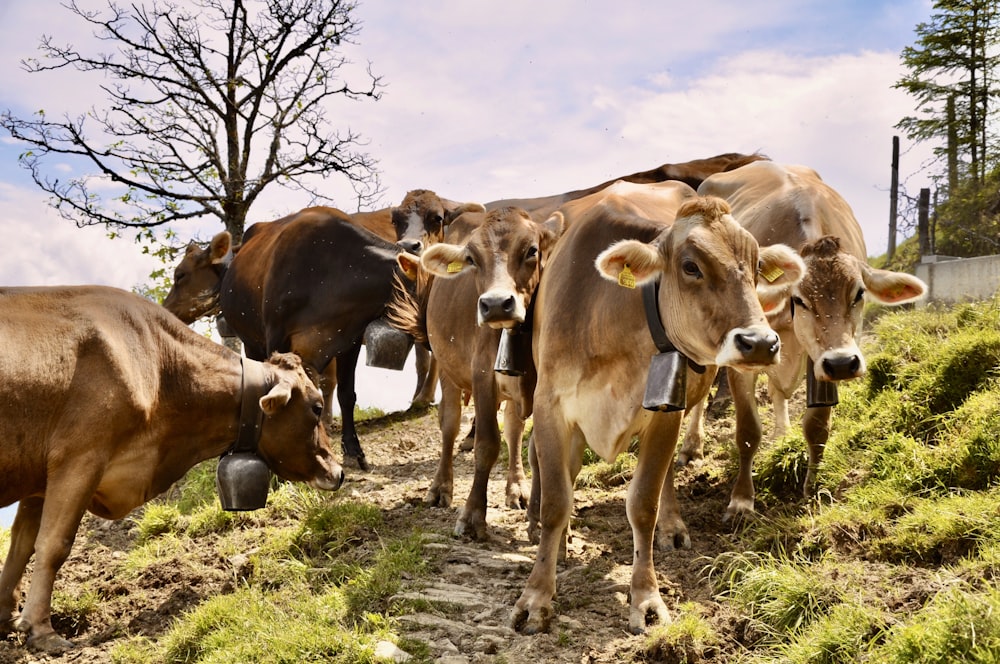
(707, 295, 1000, 663)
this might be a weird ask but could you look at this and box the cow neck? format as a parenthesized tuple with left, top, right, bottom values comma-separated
(641, 280, 706, 374)
(234, 357, 269, 454)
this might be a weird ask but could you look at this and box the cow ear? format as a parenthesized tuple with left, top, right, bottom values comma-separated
(260, 382, 292, 415)
(443, 200, 487, 225)
(756, 244, 805, 312)
(396, 252, 421, 281)
(209, 231, 233, 265)
(538, 212, 565, 268)
(860, 264, 927, 305)
(421, 242, 470, 278)
(595, 240, 663, 287)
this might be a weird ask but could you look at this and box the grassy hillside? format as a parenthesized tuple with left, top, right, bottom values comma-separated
(2, 294, 1000, 663)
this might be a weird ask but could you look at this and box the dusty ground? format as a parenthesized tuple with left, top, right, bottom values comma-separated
(0, 388, 768, 664)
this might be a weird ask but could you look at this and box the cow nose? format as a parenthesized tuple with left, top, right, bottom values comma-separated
(734, 330, 781, 363)
(822, 355, 862, 380)
(399, 239, 423, 255)
(479, 293, 516, 322)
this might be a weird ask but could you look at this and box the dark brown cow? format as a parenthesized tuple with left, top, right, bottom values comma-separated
(213, 206, 422, 471)
(484, 152, 767, 220)
(392, 207, 562, 539)
(161, 190, 483, 408)
(683, 161, 927, 516)
(0, 285, 343, 652)
(509, 182, 804, 635)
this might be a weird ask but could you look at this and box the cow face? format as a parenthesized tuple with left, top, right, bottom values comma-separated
(790, 235, 926, 381)
(420, 207, 564, 329)
(162, 231, 232, 324)
(390, 189, 487, 255)
(255, 353, 344, 490)
(596, 196, 804, 370)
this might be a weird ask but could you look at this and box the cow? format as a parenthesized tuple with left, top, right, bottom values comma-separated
(161, 190, 484, 408)
(0, 285, 344, 653)
(484, 152, 767, 220)
(390, 207, 563, 539)
(683, 160, 927, 517)
(212, 206, 426, 472)
(509, 182, 805, 635)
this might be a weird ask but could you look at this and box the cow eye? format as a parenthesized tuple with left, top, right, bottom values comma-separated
(853, 288, 865, 305)
(311, 401, 324, 419)
(682, 260, 702, 278)
(525, 245, 539, 261)
(792, 295, 809, 311)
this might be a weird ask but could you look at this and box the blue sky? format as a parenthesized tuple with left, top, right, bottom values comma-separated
(0, 0, 937, 527)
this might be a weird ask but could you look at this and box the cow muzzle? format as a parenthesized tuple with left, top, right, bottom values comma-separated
(717, 326, 781, 369)
(478, 290, 525, 328)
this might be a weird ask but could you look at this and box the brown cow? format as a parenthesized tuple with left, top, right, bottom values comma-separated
(392, 207, 562, 539)
(0, 285, 343, 652)
(484, 152, 767, 220)
(215, 206, 424, 471)
(685, 161, 927, 516)
(509, 182, 805, 635)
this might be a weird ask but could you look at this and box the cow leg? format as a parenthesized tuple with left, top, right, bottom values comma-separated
(677, 366, 719, 466)
(455, 385, 502, 540)
(526, 433, 541, 544)
(501, 400, 530, 509)
(801, 406, 832, 496)
(658, 367, 713, 550)
(15, 462, 104, 653)
(335, 343, 370, 471)
(726, 367, 763, 520)
(411, 346, 438, 407)
(426, 376, 463, 508)
(627, 412, 683, 633)
(320, 359, 339, 427)
(511, 408, 574, 635)
(0, 498, 43, 632)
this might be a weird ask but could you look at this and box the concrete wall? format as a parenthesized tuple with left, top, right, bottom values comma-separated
(915, 254, 1000, 304)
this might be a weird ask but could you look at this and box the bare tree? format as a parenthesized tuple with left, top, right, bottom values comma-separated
(1, 0, 382, 244)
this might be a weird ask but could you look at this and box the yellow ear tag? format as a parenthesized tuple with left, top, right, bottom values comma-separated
(618, 264, 636, 289)
(447, 261, 463, 274)
(760, 265, 784, 283)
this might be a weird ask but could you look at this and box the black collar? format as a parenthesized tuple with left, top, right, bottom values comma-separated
(233, 357, 269, 454)
(641, 280, 706, 374)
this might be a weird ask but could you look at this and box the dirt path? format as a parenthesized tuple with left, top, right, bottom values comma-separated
(1, 400, 753, 663)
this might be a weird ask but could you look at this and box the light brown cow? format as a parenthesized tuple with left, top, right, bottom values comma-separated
(484, 152, 767, 220)
(510, 182, 805, 635)
(391, 207, 563, 539)
(0, 285, 344, 652)
(686, 161, 927, 516)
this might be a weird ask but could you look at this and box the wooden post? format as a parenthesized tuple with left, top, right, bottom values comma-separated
(918, 187, 931, 256)
(889, 136, 899, 260)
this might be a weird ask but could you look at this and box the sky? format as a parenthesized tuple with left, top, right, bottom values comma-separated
(0, 0, 938, 527)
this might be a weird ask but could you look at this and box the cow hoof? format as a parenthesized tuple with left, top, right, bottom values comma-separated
(424, 488, 452, 508)
(26, 632, 75, 653)
(454, 514, 488, 541)
(458, 436, 475, 452)
(510, 605, 552, 634)
(344, 453, 371, 472)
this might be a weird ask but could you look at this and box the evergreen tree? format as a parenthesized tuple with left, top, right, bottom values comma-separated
(895, 0, 1000, 256)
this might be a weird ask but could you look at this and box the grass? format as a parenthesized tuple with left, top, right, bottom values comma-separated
(703, 295, 1000, 663)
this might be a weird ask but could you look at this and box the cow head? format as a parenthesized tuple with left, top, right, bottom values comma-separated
(255, 352, 344, 490)
(789, 235, 926, 381)
(595, 196, 804, 371)
(162, 231, 232, 324)
(390, 189, 486, 255)
(419, 206, 564, 329)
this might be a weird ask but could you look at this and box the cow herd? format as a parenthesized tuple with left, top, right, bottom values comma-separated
(0, 152, 929, 651)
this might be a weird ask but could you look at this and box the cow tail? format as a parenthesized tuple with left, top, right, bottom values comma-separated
(386, 270, 430, 348)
